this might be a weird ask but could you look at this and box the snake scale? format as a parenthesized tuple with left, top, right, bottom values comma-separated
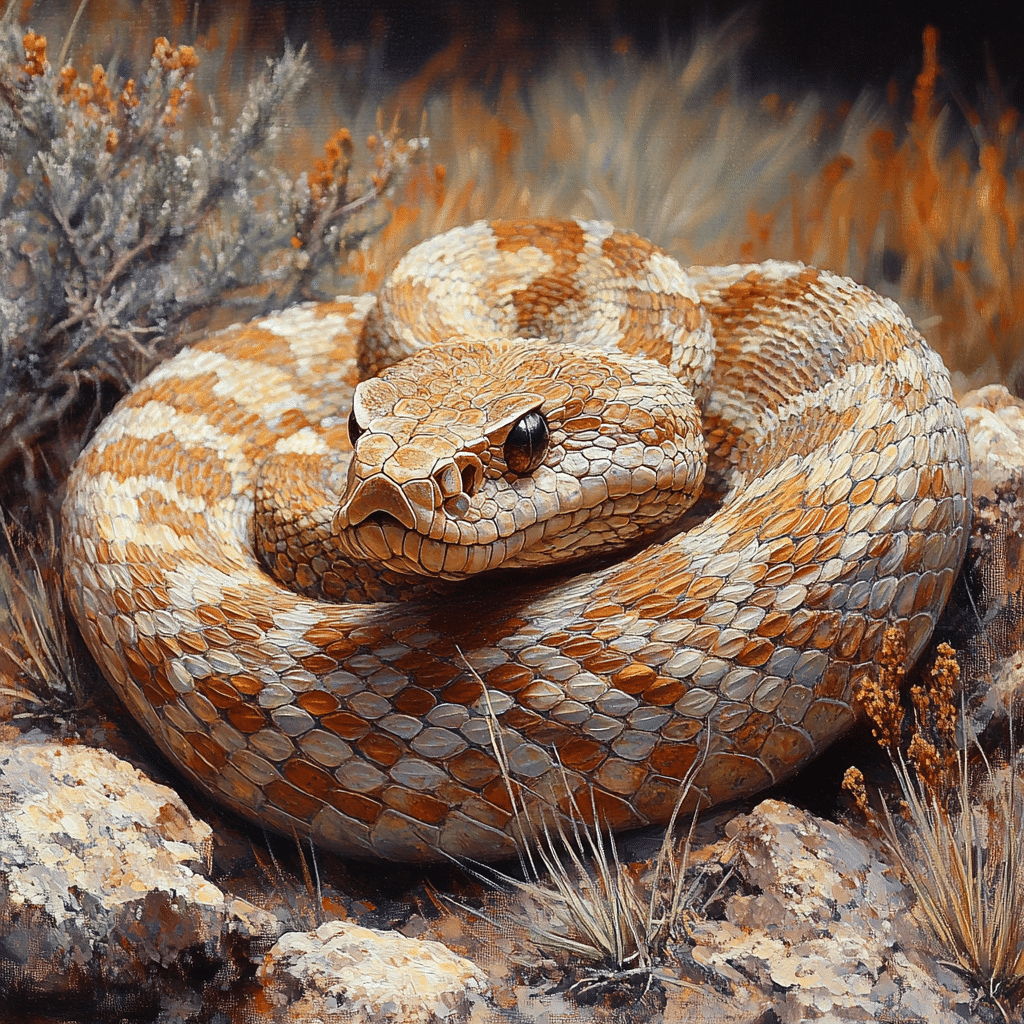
(62, 219, 971, 861)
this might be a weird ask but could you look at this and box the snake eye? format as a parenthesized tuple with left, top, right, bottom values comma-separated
(504, 410, 549, 474)
(347, 408, 365, 448)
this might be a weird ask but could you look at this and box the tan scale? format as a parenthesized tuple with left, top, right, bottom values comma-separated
(62, 219, 971, 861)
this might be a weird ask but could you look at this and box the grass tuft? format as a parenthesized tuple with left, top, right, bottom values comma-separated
(0, 510, 84, 716)
(851, 630, 1024, 1021)
(447, 670, 724, 1000)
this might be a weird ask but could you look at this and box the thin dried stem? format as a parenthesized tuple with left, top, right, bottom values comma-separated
(853, 638, 1024, 1019)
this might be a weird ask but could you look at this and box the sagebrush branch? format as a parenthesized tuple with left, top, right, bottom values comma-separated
(0, 26, 424, 497)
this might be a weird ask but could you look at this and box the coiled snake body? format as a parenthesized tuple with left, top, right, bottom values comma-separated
(62, 220, 971, 861)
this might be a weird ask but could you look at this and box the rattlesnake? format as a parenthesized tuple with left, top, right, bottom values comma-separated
(62, 219, 971, 861)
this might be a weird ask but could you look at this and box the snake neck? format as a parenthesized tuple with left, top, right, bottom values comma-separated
(252, 448, 453, 604)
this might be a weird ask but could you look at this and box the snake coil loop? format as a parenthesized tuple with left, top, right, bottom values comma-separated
(62, 219, 971, 861)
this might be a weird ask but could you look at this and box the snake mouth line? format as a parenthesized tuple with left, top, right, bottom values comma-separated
(342, 487, 726, 572)
(359, 511, 408, 530)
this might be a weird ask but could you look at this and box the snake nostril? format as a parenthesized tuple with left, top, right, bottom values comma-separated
(461, 464, 478, 496)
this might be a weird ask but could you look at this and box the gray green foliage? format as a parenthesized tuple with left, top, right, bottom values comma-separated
(0, 18, 420, 492)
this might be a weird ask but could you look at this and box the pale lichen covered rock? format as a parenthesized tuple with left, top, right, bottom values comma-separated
(0, 731, 274, 996)
(259, 917, 490, 1023)
(686, 800, 974, 1023)
(956, 385, 1024, 715)
(960, 383, 1024, 500)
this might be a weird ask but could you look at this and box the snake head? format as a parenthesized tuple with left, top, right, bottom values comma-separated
(332, 339, 707, 580)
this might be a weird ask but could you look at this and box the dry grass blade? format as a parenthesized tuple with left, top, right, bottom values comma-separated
(450, 660, 712, 990)
(0, 510, 83, 712)
(879, 742, 1024, 1021)
(855, 633, 1024, 1021)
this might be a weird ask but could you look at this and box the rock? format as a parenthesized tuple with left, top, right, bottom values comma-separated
(0, 730, 274, 1000)
(960, 384, 1024, 501)
(952, 385, 1024, 719)
(983, 649, 1024, 731)
(685, 800, 974, 1023)
(259, 917, 490, 1023)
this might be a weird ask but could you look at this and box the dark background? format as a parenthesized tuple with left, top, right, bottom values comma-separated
(261, 1, 1024, 101)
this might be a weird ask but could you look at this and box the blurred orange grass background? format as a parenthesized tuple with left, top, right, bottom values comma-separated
(19, 0, 1024, 396)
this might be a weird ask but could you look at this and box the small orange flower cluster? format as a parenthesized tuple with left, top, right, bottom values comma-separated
(842, 765, 870, 817)
(152, 38, 199, 127)
(21, 31, 46, 77)
(907, 642, 961, 792)
(121, 80, 139, 110)
(46, 36, 201, 152)
(309, 128, 353, 203)
(849, 627, 966, 816)
(57, 63, 129, 153)
(152, 37, 199, 73)
(59, 65, 117, 120)
(855, 626, 907, 754)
